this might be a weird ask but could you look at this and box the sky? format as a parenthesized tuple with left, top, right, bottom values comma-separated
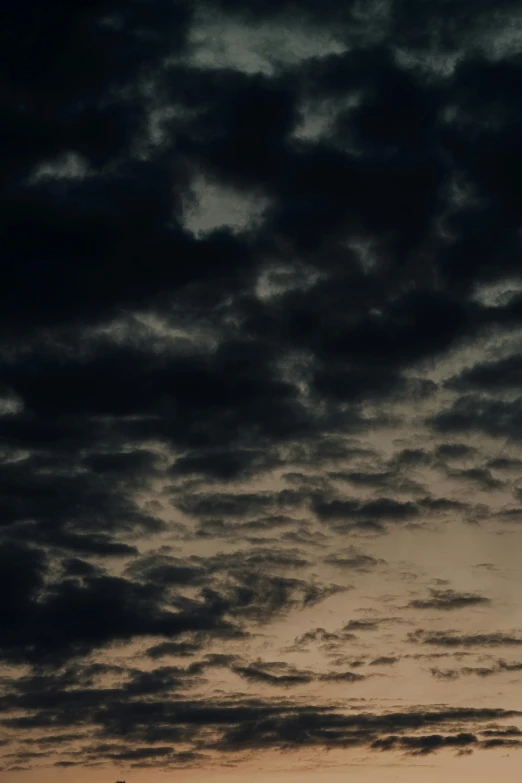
(2, 0, 522, 781)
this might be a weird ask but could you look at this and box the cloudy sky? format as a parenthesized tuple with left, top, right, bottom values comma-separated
(2, 1, 522, 781)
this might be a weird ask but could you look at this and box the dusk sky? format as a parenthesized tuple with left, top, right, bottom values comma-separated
(3, 1, 522, 782)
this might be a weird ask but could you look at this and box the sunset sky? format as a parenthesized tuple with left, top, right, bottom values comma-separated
(2, 1, 522, 781)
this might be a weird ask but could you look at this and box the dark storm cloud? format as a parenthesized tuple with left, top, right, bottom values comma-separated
(407, 589, 491, 611)
(0, 451, 161, 535)
(449, 355, 522, 394)
(431, 396, 522, 439)
(0, 528, 344, 665)
(1, 337, 314, 451)
(170, 447, 276, 480)
(3, 0, 521, 346)
(3, 0, 522, 771)
(313, 497, 421, 530)
(0, 549, 243, 665)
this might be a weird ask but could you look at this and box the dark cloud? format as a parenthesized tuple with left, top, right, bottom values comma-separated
(344, 619, 387, 632)
(370, 656, 400, 666)
(170, 447, 276, 480)
(449, 355, 522, 393)
(3, 0, 522, 771)
(448, 468, 504, 491)
(431, 396, 522, 439)
(145, 640, 206, 659)
(430, 668, 462, 681)
(313, 497, 421, 531)
(431, 659, 522, 680)
(3, 678, 517, 766)
(408, 630, 522, 648)
(174, 490, 303, 519)
(0, 562, 241, 665)
(293, 628, 346, 646)
(393, 448, 433, 468)
(407, 589, 491, 611)
(324, 547, 386, 571)
(435, 443, 477, 461)
(487, 457, 522, 472)
(482, 727, 522, 737)
(214, 705, 520, 754)
(193, 514, 301, 540)
(287, 626, 360, 657)
(372, 732, 478, 755)
(233, 663, 314, 687)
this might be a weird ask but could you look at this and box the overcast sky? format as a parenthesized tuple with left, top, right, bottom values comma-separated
(2, 1, 522, 782)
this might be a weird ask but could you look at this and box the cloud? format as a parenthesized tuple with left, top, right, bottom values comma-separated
(175, 490, 303, 519)
(313, 497, 421, 530)
(448, 355, 522, 393)
(407, 589, 491, 611)
(145, 640, 206, 659)
(233, 662, 314, 687)
(3, 0, 522, 771)
(3, 674, 517, 766)
(343, 619, 388, 631)
(431, 659, 522, 680)
(370, 656, 400, 666)
(408, 630, 522, 648)
(0, 560, 242, 665)
(435, 443, 477, 461)
(324, 546, 386, 571)
(372, 732, 478, 755)
(431, 396, 522, 439)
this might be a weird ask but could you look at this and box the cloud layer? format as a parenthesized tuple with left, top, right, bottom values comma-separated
(2, 0, 522, 777)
